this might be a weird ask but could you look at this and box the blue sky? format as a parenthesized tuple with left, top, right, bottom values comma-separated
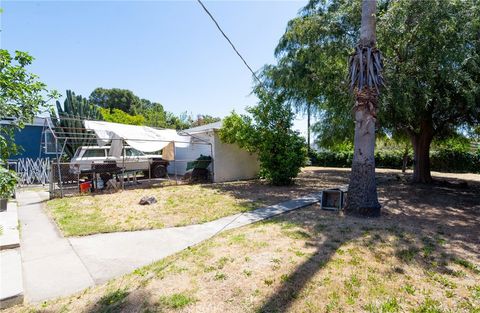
(1, 0, 310, 134)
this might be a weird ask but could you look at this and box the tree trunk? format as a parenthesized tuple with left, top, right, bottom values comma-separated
(346, 90, 381, 217)
(345, 0, 381, 217)
(359, 0, 376, 47)
(411, 120, 434, 183)
(307, 103, 311, 154)
(402, 143, 409, 173)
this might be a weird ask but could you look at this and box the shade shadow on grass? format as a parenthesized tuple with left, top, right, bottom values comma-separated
(254, 170, 480, 312)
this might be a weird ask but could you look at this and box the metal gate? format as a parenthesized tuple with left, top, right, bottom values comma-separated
(8, 158, 51, 185)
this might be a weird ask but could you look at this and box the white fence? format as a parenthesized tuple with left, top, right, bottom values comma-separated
(9, 158, 51, 185)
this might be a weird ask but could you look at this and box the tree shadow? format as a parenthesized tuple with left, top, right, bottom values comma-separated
(253, 170, 480, 312)
(201, 168, 352, 208)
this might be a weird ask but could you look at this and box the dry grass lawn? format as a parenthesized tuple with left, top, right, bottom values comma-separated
(46, 167, 355, 237)
(12, 168, 479, 312)
(46, 184, 262, 236)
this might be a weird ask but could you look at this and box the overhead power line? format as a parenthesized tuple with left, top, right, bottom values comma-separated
(196, 0, 263, 85)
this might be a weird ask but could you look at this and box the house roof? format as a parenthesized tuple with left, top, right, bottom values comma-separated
(183, 121, 223, 134)
(0, 116, 51, 127)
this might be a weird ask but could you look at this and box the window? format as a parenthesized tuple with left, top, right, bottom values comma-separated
(125, 148, 144, 157)
(83, 149, 106, 158)
(44, 131, 57, 154)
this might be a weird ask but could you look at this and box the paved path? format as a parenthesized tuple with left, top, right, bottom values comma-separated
(17, 191, 95, 303)
(17, 190, 322, 303)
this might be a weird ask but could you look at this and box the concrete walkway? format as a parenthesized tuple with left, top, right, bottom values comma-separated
(17, 190, 322, 303)
(17, 191, 95, 303)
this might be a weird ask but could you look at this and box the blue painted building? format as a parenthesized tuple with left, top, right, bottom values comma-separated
(1, 117, 58, 160)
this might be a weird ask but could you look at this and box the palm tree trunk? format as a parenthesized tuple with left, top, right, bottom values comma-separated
(345, 0, 381, 217)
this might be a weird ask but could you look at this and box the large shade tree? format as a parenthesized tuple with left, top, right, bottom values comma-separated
(272, 0, 480, 184)
(378, 0, 480, 182)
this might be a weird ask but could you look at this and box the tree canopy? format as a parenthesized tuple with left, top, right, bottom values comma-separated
(89, 88, 143, 115)
(0, 50, 57, 161)
(99, 108, 145, 125)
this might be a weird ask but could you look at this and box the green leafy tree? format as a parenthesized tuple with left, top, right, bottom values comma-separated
(99, 108, 145, 125)
(378, 0, 480, 182)
(89, 88, 143, 115)
(52, 90, 102, 158)
(220, 89, 307, 186)
(140, 99, 167, 128)
(165, 111, 192, 130)
(273, 0, 480, 183)
(0, 50, 58, 162)
(259, 63, 321, 154)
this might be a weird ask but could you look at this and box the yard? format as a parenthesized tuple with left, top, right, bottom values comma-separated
(9, 167, 480, 312)
(46, 167, 479, 238)
(45, 167, 353, 236)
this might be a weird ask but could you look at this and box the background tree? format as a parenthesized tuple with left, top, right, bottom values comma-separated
(272, 0, 480, 184)
(99, 108, 145, 125)
(189, 115, 221, 128)
(378, 0, 480, 182)
(165, 111, 193, 130)
(52, 90, 102, 158)
(89, 88, 143, 115)
(140, 99, 167, 128)
(0, 49, 57, 162)
(259, 57, 322, 154)
(220, 88, 307, 186)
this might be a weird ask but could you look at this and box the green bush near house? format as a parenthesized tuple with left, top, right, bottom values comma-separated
(0, 166, 18, 199)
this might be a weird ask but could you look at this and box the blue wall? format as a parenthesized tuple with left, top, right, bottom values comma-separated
(9, 125, 53, 159)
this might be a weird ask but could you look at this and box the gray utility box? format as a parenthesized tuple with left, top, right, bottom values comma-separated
(321, 189, 347, 211)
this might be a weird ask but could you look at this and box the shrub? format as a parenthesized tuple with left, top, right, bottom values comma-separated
(430, 149, 480, 173)
(220, 91, 307, 185)
(0, 166, 18, 199)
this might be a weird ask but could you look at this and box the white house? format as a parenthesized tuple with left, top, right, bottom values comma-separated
(169, 121, 260, 182)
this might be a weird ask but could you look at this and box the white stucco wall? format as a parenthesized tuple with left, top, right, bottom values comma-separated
(212, 131, 260, 182)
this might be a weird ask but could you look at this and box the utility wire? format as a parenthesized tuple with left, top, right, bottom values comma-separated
(196, 0, 263, 86)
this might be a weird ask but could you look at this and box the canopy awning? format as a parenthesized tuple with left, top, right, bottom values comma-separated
(84, 120, 190, 160)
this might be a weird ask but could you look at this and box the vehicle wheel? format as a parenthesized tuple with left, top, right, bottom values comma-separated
(152, 164, 167, 178)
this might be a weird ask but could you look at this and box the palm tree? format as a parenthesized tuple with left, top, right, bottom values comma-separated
(345, 0, 384, 217)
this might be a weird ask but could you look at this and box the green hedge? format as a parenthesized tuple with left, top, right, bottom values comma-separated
(430, 150, 480, 173)
(310, 149, 480, 173)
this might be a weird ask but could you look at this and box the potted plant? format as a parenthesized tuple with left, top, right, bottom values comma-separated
(0, 166, 18, 211)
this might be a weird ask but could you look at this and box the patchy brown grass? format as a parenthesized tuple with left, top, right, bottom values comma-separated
(46, 184, 261, 236)
(12, 167, 480, 312)
(45, 167, 352, 237)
